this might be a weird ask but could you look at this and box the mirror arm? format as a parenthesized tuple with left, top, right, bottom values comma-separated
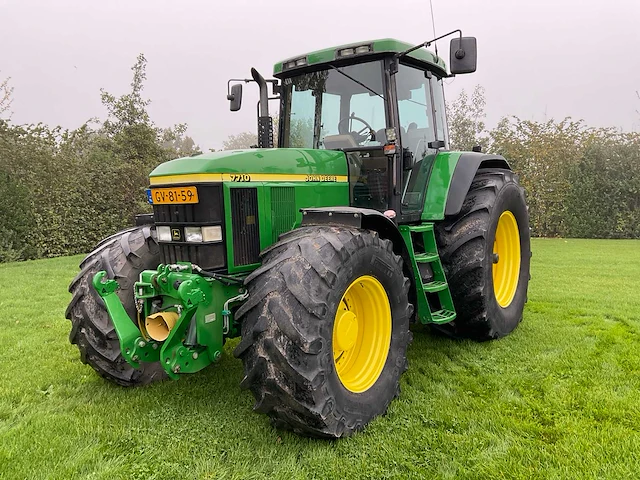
(227, 78, 280, 99)
(394, 29, 463, 60)
(227, 78, 252, 99)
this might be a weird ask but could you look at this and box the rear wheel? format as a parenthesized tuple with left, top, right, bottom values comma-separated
(434, 169, 530, 340)
(234, 226, 413, 438)
(65, 226, 167, 386)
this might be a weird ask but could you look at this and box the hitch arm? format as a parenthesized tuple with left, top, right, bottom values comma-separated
(92, 271, 160, 368)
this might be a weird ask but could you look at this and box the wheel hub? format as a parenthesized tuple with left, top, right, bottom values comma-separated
(334, 310, 358, 351)
(492, 210, 521, 308)
(332, 275, 392, 393)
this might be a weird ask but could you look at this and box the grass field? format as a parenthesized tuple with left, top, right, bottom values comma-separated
(1, 238, 639, 479)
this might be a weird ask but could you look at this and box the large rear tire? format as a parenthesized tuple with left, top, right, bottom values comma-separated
(234, 226, 413, 438)
(434, 168, 531, 340)
(65, 226, 167, 386)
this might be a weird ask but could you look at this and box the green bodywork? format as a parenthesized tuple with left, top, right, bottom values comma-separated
(92, 38, 476, 379)
(419, 151, 463, 220)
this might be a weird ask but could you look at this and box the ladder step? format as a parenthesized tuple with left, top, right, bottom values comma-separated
(432, 309, 456, 323)
(422, 280, 448, 293)
(414, 252, 439, 263)
(406, 224, 434, 233)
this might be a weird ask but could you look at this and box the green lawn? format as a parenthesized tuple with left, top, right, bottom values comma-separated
(1, 238, 639, 479)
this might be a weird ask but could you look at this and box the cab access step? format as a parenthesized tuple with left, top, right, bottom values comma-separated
(399, 223, 457, 324)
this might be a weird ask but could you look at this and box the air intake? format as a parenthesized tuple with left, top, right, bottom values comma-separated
(230, 188, 260, 266)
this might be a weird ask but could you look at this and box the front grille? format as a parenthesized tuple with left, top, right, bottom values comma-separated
(161, 242, 226, 269)
(231, 188, 260, 266)
(152, 184, 225, 270)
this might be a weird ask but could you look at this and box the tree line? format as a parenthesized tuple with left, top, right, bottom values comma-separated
(0, 55, 200, 262)
(448, 86, 640, 239)
(0, 61, 638, 263)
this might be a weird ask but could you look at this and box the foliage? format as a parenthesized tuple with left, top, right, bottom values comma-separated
(221, 131, 257, 150)
(446, 85, 487, 151)
(220, 115, 281, 150)
(2, 239, 640, 478)
(489, 117, 590, 236)
(0, 74, 13, 118)
(564, 133, 640, 238)
(446, 86, 640, 239)
(0, 55, 197, 261)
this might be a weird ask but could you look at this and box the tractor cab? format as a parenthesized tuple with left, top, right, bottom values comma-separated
(229, 33, 477, 222)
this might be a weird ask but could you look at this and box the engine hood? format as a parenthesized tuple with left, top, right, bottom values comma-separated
(149, 148, 348, 185)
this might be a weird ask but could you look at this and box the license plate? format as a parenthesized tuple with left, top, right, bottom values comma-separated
(149, 186, 199, 204)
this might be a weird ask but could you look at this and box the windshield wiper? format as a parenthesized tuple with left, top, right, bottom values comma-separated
(328, 65, 384, 99)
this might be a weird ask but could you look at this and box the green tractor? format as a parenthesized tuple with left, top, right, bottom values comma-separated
(66, 31, 530, 438)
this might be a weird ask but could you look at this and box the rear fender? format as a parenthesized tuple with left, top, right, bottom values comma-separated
(444, 153, 511, 217)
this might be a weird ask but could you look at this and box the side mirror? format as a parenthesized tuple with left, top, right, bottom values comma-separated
(227, 84, 243, 111)
(449, 37, 477, 74)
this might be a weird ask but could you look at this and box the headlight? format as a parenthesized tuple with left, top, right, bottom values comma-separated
(202, 226, 223, 242)
(185, 227, 203, 243)
(157, 226, 171, 242)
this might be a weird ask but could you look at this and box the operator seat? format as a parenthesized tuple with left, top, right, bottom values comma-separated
(323, 134, 362, 180)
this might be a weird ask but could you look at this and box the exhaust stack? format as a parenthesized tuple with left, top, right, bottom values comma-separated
(251, 67, 274, 148)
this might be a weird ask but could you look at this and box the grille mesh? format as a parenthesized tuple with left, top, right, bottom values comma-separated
(271, 187, 296, 243)
(231, 188, 260, 266)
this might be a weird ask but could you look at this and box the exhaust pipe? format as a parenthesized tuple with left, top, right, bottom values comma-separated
(251, 67, 269, 118)
(145, 311, 179, 341)
(251, 67, 274, 148)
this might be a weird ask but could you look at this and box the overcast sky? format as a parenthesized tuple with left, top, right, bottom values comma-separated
(2, 0, 639, 150)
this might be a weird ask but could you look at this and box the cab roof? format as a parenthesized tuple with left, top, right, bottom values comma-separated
(273, 38, 448, 77)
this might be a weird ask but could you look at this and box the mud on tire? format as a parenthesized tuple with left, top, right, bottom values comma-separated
(234, 226, 413, 438)
(65, 226, 167, 386)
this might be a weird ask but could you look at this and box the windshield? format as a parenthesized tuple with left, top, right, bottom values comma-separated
(280, 61, 387, 149)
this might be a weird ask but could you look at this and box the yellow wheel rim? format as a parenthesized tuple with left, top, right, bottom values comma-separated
(492, 210, 521, 308)
(332, 275, 392, 393)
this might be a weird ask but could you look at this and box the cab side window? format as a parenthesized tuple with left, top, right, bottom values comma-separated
(396, 64, 436, 162)
(430, 76, 448, 147)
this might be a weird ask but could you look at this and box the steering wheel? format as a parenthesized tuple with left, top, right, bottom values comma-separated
(337, 115, 375, 144)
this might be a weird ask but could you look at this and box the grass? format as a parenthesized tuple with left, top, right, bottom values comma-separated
(1, 238, 639, 479)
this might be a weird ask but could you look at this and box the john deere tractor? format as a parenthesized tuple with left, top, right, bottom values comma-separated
(66, 31, 530, 438)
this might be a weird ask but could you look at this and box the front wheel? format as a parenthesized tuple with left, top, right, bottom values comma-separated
(234, 226, 413, 438)
(65, 226, 167, 386)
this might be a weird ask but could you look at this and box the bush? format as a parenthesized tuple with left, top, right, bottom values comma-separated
(0, 54, 198, 263)
(565, 135, 640, 239)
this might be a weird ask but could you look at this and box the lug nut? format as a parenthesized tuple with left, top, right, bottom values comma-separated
(138, 340, 146, 348)
(493, 253, 499, 264)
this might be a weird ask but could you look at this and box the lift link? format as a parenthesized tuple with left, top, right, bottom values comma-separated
(92, 263, 246, 379)
(92, 271, 160, 368)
